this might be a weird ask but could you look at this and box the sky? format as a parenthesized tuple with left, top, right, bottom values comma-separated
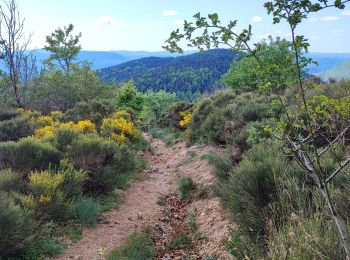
(17, 0, 350, 53)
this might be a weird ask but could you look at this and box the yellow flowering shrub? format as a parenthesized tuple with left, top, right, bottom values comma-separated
(16, 108, 41, 122)
(179, 111, 192, 128)
(28, 171, 64, 204)
(34, 125, 55, 139)
(20, 194, 35, 209)
(100, 113, 140, 144)
(111, 110, 132, 121)
(75, 120, 96, 133)
(50, 111, 63, 118)
(37, 115, 54, 126)
(34, 120, 96, 139)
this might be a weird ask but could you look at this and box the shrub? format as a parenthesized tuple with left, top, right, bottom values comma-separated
(216, 141, 288, 246)
(24, 222, 64, 258)
(207, 152, 235, 181)
(75, 197, 100, 227)
(0, 138, 61, 173)
(0, 192, 37, 256)
(269, 213, 348, 259)
(67, 135, 138, 194)
(187, 90, 274, 146)
(107, 228, 155, 260)
(67, 135, 117, 173)
(178, 177, 196, 199)
(0, 109, 18, 121)
(52, 127, 80, 152)
(58, 160, 86, 198)
(0, 116, 34, 141)
(100, 111, 140, 145)
(167, 102, 193, 130)
(0, 169, 25, 193)
(86, 145, 138, 194)
(28, 170, 74, 220)
(63, 98, 115, 126)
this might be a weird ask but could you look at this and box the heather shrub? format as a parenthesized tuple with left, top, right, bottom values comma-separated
(51, 127, 80, 152)
(178, 177, 196, 199)
(0, 138, 61, 173)
(216, 141, 294, 246)
(75, 197, 101, 227)
(0, 109, 18, 121)
(58, 160, 86, 198)
(63, 98, 115, 126)
(86, 145, 138, 194)
(0, 192, 37, 256)
(0, 116, 34, 141)
(67, 135, 117, 173)
(0, 169, 25, 193)
(269, 213, 348, 259)
(186, 90, 274, 146)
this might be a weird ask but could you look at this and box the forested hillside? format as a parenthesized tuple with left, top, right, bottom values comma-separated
(97, 49, 237, 100)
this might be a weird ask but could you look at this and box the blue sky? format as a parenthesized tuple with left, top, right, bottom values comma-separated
(19, 0, 350, 52)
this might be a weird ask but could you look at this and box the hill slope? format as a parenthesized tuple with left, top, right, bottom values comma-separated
(318, 60, 350, 79)
(97, 49, 238, 99)
(307, 53, 350, 74)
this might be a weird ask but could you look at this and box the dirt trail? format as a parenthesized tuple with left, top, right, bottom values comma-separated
(57, 136, 232, 260)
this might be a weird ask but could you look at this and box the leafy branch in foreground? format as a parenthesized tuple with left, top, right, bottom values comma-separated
(164, 0, 350, 257)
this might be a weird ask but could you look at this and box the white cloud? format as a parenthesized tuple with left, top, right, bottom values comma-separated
(162, 9, 177, 16)
(321, 16, 339, 21)
(311, 35, 320, 40)
(252, 16, 263, 22)
(91, 16, 117, 26)
(332, 29, 344, 35)
(308, 17, 319, 23)
(172, 19, 184, 25)
(341, 10, 350, 16)
(160, 21, 167, 24)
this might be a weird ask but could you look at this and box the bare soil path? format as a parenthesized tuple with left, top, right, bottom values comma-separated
(57, 135, 232, 260)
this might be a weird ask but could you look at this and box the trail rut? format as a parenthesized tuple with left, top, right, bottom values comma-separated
(57, 136, 232, 260)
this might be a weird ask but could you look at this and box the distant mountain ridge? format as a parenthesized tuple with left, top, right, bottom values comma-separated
(22, 49, 196, 70)
(97, 49, 238, 100)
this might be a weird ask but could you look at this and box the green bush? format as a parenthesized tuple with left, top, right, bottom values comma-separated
(63, 98, 115, 126)
(0, 192, 37, 256)
(67, 135, 139, 194)
(216, 141, 292, 246)
(0, 110, 18, 121)
(87, 145, 138, 194)
(24, 222, 64, 258)
(59, 160, 86, 198)
(207, 152, 234, 181)
(178, 177, 196, 199)
(0, 137, 61, 173)
(107, 228, 155, 260)
(67, 135, 117, 172)
(0, 168, 25, 193)
(187, 90, 274, 146)
(269, 213, 348, 259)
(52, 127, 80, 152)
(0, 116, 34, 141)
(75, 197, 100, 227)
